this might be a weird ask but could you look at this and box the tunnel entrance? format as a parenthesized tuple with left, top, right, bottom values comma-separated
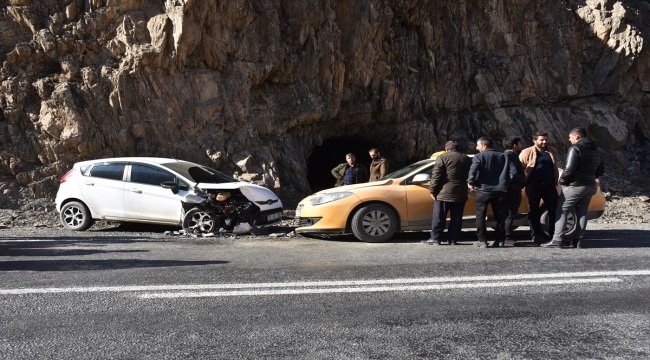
(306, 136, 373, 193)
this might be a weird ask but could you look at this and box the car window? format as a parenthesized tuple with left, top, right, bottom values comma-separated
(187, 166, 236, 183)
(178, 179, 189, 191)
(130, 164, 176, 186)
(88, 163, 126, 181)
(160, 162, 236, 184)
(404, 165, 435, 184)
(382, 162, 435, 180)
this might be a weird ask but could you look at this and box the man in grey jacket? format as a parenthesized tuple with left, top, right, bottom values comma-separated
(467, 137, 517, 248)
(423, 141, 472, 245)
(541, 128, 605, 248)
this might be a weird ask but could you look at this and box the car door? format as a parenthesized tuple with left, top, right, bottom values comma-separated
(123, 163, 186, 223)
(79, 162, 126, 218)
(404, 165, 436, 227)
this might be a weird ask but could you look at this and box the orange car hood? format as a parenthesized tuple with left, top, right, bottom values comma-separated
(314, 180, 394, 195)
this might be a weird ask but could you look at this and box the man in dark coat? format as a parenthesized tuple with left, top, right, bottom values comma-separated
(331, 153, 369, 187)
(422, 141, 472, 245)
(501, 136, 527, 245)
(467, 137, 517, 248)
(541, 128, 605, 248)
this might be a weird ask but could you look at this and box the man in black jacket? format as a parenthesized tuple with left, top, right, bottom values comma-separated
(467, 137, 518, 248)
(541, 128, 605, 248)
(423, 141, 472, 245)
(501, 136, 527, 245)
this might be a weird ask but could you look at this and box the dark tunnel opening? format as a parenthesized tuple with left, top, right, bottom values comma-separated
(306, 136, 374, 193)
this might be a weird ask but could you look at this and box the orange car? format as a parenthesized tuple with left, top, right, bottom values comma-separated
(295, 159, 606, 242)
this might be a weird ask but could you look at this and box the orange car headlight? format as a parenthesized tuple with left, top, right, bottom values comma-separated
(310, 192, 354, 206)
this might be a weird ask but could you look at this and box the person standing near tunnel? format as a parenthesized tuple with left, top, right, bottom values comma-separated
(368, 148, 389, 182)
(331, 153, 369, 187)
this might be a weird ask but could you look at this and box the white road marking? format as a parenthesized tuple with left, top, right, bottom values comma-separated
(1, 270, 648, 296)
(138, 278, 622, 299)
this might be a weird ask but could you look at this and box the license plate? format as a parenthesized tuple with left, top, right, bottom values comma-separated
(266, 212, 282, 222)
(295, 210, 301, 218)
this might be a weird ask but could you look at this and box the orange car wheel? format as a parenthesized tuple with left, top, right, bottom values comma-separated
(351, 204, 398, 243)
(540, 207, 577, 237)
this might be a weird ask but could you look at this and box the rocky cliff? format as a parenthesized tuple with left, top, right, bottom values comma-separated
(0, 0, 649, 209)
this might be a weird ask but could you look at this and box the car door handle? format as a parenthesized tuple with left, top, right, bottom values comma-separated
(82, 181, 94, 186)
(128, 188, 142, 194)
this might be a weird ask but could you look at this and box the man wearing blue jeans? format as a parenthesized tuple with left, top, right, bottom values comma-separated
(467, 137, 517, 248)
(542, 128, 605, 248)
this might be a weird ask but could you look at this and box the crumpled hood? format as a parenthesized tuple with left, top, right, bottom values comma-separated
(577, 137, 598, 150)
(196, 182, 283, 210)
(313, 179, 393, 195)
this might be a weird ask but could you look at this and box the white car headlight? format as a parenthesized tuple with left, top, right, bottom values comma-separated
(310, 192, 354, 206)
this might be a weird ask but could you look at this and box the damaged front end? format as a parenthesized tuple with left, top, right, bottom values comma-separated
(180, 185, 283, 235)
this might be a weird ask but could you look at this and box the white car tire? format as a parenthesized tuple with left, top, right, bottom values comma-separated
(351, 204, 398, 243)
(60, 201, 94, 231)
(183, 207, 218, 234)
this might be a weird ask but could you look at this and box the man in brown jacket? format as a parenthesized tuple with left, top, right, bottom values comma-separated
(519, 131, 560, 244)
(368, 148, 389, 181)
(422, 141, 472, 245)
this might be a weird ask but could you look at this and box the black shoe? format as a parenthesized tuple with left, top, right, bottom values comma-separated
(540, 239, 563, 248)
(490, 241, 504, 248)
(571, 238, 583, 248)
(475, 241, 488, 248)
(449, 240, 457, 246)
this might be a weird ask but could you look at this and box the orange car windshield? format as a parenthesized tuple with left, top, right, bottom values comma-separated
(382, 162, 433, 180)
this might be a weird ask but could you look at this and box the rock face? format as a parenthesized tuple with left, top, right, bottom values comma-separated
(0, 0, 649, 208)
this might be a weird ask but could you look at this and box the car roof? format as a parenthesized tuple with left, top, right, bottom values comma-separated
(74, 157, 187, 166)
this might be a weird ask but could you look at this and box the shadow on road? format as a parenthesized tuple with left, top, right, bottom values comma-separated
(0, 259, 228, 271)
(89, 222, 180, 233)
(578, 229, 650, 248)
(0, 236, 164, 258)
(0, 248, 148, 257)
(303, 229, 650, 248)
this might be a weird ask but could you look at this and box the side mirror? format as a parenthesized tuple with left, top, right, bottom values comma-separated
(411, 173, 430, 184)
(161, 181, 179, 194)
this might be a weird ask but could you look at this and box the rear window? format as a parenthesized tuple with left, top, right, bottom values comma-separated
(88, 163, 125, 181)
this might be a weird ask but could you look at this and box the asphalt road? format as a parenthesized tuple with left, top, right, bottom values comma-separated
(1, 223, 650, 359)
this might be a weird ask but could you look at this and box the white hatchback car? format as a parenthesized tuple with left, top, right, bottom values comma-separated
(55, 157, 283, 233)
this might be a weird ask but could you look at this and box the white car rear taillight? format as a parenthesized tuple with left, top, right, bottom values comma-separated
(60, 169, 74, 183)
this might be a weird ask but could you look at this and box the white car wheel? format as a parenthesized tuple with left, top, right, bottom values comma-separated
(183, 207, 217, 234)
(60, 201, 94, 231)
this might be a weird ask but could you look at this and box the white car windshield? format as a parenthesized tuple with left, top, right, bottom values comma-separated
(160, 162, 236, 184)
